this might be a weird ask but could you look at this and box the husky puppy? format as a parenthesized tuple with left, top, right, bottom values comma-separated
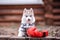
(18, 8, 35, 37)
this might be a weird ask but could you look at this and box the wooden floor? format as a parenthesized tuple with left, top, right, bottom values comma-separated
(0, 35, 59, 40)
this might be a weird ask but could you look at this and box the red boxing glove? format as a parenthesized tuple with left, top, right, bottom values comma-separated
(34, 30, 43, 37)
(27, 27, 43, 37)
(42, 30, 48, 37)
(27, 27, 36, 37)
(27, 27, 48, 37)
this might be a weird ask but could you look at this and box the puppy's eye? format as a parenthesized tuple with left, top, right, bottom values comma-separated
(30, 15, 32, 17)
(26, 15, 28, 17)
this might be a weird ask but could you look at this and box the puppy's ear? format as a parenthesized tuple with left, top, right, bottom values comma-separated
(23, 8, 27, 13)
(30, 8, 34, 16)
(30, 8, 33, 12)
(24, 8, 26, 10)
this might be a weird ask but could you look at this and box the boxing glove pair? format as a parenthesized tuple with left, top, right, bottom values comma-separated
(27, 27, 48, 37)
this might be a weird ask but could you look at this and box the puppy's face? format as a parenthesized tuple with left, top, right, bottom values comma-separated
(21, 8, 35, 24)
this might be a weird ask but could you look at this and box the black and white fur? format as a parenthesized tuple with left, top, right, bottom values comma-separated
(18, 8, 35, 37)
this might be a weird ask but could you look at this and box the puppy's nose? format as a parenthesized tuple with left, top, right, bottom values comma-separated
(28, 19, 30, 21)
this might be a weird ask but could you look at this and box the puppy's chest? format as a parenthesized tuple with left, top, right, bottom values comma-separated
(21, 23, 34, 29)
(23, 24, 33, 26)
(19, 23, 34, 32)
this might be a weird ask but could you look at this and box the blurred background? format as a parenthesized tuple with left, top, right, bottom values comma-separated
(0, 0, 60, 37)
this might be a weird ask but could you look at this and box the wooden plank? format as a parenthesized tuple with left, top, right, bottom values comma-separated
(53, 16, 60, 19)
(0, 22, 20, 27)
(53, 22, 60, 26)
(0, 9, 44, 15)
(45, 5, 52, 11)
(36, 16, 44, 21)
(0, 4, 44, 9)
(0, 35, 10, 38)
(52, 2, 60, 6)
(45, 14, 53, 18)
(53, 9, 60, 13)
(53, 0, 60, 2)
(0, 21, 45, 27)
(43, 0, 53, 4)
(0, 15, 44, 22)
(0, 36, 59, 40)
(0, 15, 21, 22)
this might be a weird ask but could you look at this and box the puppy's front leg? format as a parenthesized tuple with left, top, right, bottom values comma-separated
(18, 31, 25, 37)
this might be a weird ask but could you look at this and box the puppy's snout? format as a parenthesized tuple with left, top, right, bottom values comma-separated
(28, 19, 30, 21)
